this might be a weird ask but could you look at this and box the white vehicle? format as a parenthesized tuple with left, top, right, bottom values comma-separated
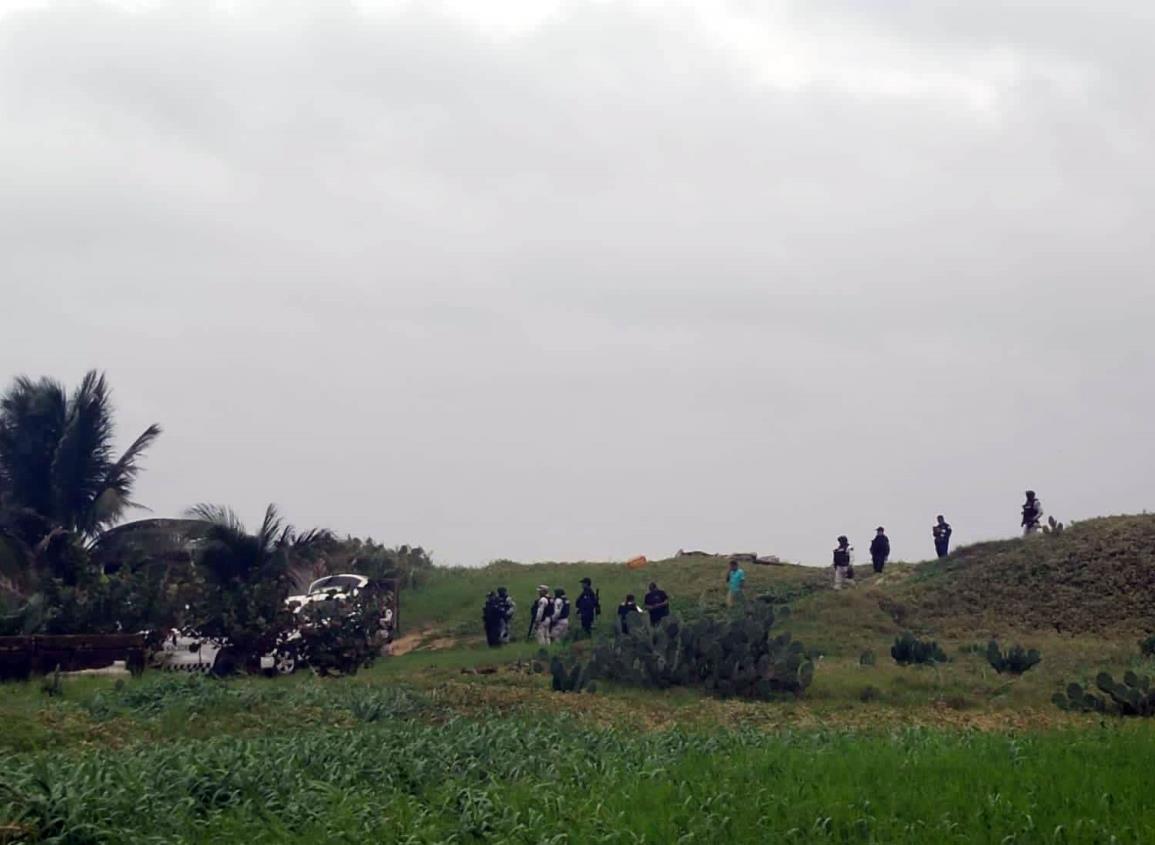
(156, 574, 383, 675)
(285, 574, 369, 611)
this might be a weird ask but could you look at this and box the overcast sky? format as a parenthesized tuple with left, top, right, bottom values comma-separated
(2, 0, 1152, 566)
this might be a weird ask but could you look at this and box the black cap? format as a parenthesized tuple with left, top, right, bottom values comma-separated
(580, 577, 591, 585)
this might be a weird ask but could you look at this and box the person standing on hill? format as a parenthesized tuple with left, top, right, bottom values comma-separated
(550, 588, 571, 641)
(529, 585, 554, 645)
(933, 515, 952, 559)
(617, 594, 642, 634)
(726, 558, 746, 607)
(496, 587, 515, 644)
(870, 527, 890, 573)
(832, 536, 854, 590)
(1022, 491, 1044, 536)
(482, 591, 502, 647)
(644, 582, 670, 626)
(575, 577, 601, 636)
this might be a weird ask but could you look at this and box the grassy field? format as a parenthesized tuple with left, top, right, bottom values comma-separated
(4, 516, 1155, 842)
(3, 673, 1155, 844)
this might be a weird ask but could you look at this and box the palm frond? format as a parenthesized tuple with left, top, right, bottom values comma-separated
(0, 376, 67, 519)
(185, 503, 246, 535)
(292, 527, 334, 550)
(51, 371, 115, 533)
(97, 423, 162, 528)
(255, 504, 285, 556)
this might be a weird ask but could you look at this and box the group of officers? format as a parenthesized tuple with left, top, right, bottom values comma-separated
(484, 491, 1050, 633)
(482, 579, 672, 646)
(830, 490, 1045, 590)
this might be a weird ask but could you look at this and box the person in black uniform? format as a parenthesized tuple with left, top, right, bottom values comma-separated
(933, 515, 952, 558)
(869, 527, 890, 573)
(575, 577, 601, 636)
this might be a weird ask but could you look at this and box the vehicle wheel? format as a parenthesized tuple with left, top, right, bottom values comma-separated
(273, 652, 297, 676)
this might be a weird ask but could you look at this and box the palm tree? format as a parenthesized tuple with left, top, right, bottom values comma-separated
(182, 503, 331, 672)
(0, 371, 161, 542)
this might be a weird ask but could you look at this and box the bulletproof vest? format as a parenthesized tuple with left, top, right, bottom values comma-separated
(833, 548, 851, 567)
(556, 598, 570, 620)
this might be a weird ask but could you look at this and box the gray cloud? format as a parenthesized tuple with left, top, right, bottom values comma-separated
(2, 0, 1152, 565)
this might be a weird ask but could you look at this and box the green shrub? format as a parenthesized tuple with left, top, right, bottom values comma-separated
(859, 650, 875, 667)
(288, 587, 391, 677)
(549, 656, 595, 693)
(1053, 671, 1155, 716)
(891, 632, 947, 666)
(1139, 635, 1155, 657)
(985, 640, 1041, 675)
(582, 604, 814, 700)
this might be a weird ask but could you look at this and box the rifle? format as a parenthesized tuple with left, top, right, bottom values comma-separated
(595, 588, 601, 616)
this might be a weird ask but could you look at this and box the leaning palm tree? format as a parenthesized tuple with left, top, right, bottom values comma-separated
(0, 371, 161, 541)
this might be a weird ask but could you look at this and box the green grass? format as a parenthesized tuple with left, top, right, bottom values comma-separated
(401, 556, 827, 641)
(7, 515, 1155, 842)
(4, 678, 1155, 844)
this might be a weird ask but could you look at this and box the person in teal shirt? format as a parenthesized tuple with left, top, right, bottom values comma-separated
(726, 558, 746, 607)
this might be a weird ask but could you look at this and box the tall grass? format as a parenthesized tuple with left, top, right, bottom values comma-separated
(3, 688, 1155, 844)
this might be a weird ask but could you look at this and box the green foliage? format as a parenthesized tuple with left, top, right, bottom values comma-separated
(5, 707, 1155, 843)
(549, 655, 595, 693)
(1139, 635, 1155, 657)
(1053, 671, 1155, 717)
(1042, 515, 1065, 535)
(985, 640, 1041, 675)
(891, 632, 947, 666)
(583, 604, 815, 699)
(181, 503, 327, 671)
(289, 587, 393, 677)
(858, 649, 875, 667)
(0, 371, 161, 542)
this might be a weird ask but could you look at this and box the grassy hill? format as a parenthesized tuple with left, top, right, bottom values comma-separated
(400, 555, 828, 643)
(402, 514, 1155, 646)
(891, 514, 1155, 636)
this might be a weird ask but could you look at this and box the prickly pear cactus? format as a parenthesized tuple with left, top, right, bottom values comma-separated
(1042, 515, 1065, 535)
(549, 656, 594, 693)
(985, 640, 1041, 675)
(576, 604, 815, 700)
(891, 632, 948, 665)
(1139, 635, 1155, 657)
(1052, 681, 1107, 713)
(1053, 671, 1155, 716)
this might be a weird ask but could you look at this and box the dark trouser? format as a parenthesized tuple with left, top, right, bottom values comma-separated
(579, 613, 595, 635)
(484, 622, 500, 647)
(935, 540, 949, 559)
(872, 557, 886, 573)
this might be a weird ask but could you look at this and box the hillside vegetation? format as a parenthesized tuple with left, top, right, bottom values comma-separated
(401, 555, 828, 642)
(892, 515, 1155, 636)
(403, 515, 1155, 646)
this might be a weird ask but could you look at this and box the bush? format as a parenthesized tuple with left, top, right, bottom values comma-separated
(1139, 635, 1155, 657)
(891, 632, 947, 666)
(287, 587, 392, 677)
(582, 604, 814, 700)
(985, 640, 1041, 675)
(858, 650, 875, 667)
(549, 656, 596, 693)
(1053, 671, 1155, 717)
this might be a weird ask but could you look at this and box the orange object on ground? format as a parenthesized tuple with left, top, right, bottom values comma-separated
(626, 555, 647, 569)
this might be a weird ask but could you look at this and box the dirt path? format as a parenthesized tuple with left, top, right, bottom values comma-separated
(389, 628, 459, 655)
